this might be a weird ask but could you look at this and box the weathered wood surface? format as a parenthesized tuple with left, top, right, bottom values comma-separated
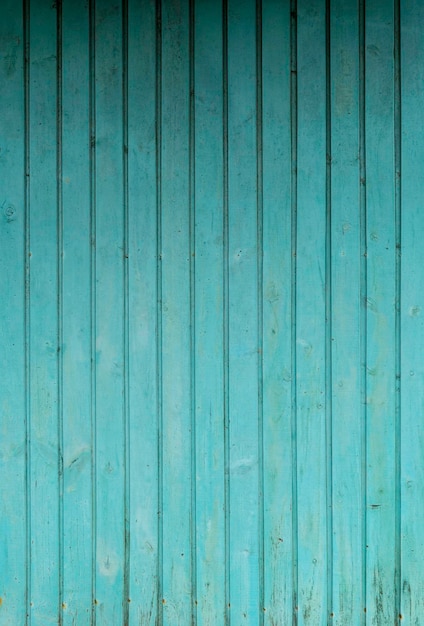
(0, 1, 420, 624)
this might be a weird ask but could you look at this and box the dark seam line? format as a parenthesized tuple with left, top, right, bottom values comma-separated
(122, 0, 130, 621)
(23, 0, 31, 622)
(394, 0, 402, 622)
(89, 0, 97, 620)
(256, 0, 265, 621)
(56, 1, 64, 622)
(325, 0, 334, 620)
(188, 0, 197, 623)
(359, 0, 367, 621)
(290, 1, 298, 623)
(155, 2, 164, 623)
(222, 0, 230, 623)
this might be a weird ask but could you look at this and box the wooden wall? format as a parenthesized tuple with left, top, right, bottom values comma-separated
(1, 0, 423, 624)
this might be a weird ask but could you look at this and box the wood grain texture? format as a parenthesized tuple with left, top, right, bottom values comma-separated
(0, 1, 26, 623)
(194, 2, 226, 624)
(400, 1, 424, 624)
(1, 0, 422, 624)
(61, 0, 92, 623)
(296, 1, 328, 623)
(262, 1, 293, 623)
(365, 1, 397, 623)
(28, 1, 60, 622)
(127, 1, 159, 624)
(330, 2, 363, 624)
(161, 1, 192, 623)
(94, 0, 125, 622)
(227, 0, 261, 622)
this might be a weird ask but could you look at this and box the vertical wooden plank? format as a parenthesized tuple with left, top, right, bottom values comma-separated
(160, 0, 192, 623)
(194, 1, 226, 624)
(0, 1, 26, 623)
(223, 3, 231, 621)
(296, 0, 328, 624)
(290, 5, 298, 621)
(261, 1, 293, 623)
(61, 0, 92, 623)
(28, 0, 60, 622)
(94, 0, 125, 622)
(123, 3, 130, 622)
(330, 2, 364, 624)
(127, 0, 159, 624)
(89, 2, 97, 622)
(359, 3, 368, 621)
(400, 1, 424, 623)
(365, 0, 397, 622)
(227, 0, 261, 622)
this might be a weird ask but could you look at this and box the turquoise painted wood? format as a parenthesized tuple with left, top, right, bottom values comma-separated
(330, 2, 363, 623)
(296, 2, 327, 622)
(0, 2, 26, 625)
(0, 1, 422, 624)
(62, 0, 92, 623)
(400, 2, 424, 623)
